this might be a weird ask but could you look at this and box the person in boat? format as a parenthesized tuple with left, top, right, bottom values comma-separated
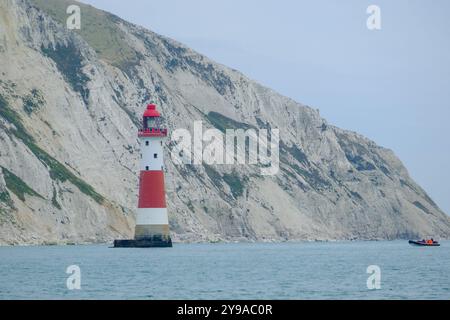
(411, 238, 439, 245)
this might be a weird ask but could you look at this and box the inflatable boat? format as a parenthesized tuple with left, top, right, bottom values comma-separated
(408, 240, 440, 247)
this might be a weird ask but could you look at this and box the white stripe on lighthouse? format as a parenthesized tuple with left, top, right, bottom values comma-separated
(136, 208, 169, 225)
(140, 137, 164, 171)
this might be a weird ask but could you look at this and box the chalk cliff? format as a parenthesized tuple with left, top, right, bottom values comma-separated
(0, 0, 449, 244)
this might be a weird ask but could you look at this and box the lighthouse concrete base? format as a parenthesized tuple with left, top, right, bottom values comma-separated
(113, 236, 172, 248)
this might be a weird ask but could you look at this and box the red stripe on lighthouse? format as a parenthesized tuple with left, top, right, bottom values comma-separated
(138, 170, 167, 208)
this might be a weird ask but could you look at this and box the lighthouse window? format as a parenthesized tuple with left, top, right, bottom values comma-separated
(145, 166, 149, 171)
(145, 141, 149, 146)
(147, 117, 156, 129)
(154, 153, 158, 159)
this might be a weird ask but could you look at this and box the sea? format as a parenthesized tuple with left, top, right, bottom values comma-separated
(0, 241, 448, 299)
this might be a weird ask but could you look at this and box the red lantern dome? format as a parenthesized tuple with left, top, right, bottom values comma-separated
(143, 104, 161, 117)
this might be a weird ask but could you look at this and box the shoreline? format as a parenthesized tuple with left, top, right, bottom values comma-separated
(1, 238, 445, 248)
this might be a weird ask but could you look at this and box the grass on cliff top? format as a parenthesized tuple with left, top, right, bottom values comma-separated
(30, 0, 140, 70)
(0, 94, 104, 204)
(1, 167, 43, 202)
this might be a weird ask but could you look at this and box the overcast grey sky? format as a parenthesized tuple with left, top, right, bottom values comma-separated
(80, 0, 450, 214)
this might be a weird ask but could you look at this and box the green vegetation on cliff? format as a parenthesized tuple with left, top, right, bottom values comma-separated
(22, 88, 46, 115)
(222, 172, 246, 199)
(206, 111, 254, 133)
(0, 94, 104, 204)
(41, 43, 90, 104)
(0, 190, 12, 206)
(1, 167, 43, 202)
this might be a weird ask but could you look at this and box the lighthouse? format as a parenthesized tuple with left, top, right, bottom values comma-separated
(114, 104, 172, 248)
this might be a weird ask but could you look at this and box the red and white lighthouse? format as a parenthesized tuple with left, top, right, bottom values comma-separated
(114, 104, 172, 248)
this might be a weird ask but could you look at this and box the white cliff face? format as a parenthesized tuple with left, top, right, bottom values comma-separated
(0, 0, 449, 245)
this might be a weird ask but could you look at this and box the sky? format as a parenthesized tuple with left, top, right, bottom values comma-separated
(80, 0, 450, 215)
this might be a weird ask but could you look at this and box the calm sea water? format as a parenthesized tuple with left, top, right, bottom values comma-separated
(0, 241, 448, 299)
